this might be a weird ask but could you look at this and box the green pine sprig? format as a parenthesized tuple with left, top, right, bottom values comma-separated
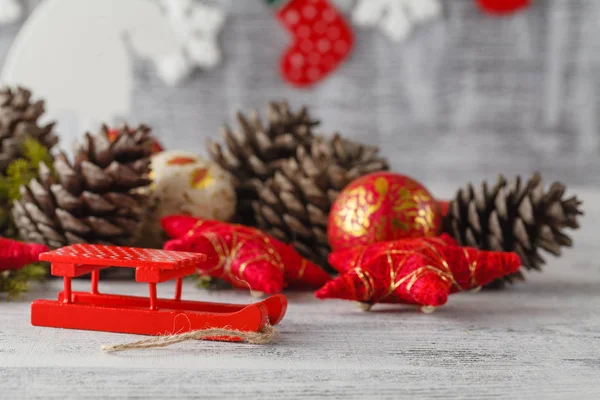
(0, 263, 47, 300)
(194, 275, 231, 290)
(0, 138, 54, 300)
(22, 137, 54, 168)
(1, 138, 54, 203)
(5, 158, 35, 200)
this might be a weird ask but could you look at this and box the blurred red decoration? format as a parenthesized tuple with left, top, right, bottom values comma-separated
(476, 0, 531, 15)
(268, 0, 354, 87)
(316, 235, 521, 310)
(0, 237, 48, 271)
(162, 215, 331, 294)
(328, 172, 442, 252)
(438, 200, 450, 218)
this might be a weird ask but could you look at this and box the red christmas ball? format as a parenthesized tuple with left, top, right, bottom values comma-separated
(476, 0, 531, 15)
(327, 172, 442, 252)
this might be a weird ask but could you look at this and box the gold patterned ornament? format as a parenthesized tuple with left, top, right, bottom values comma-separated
(150, 151, 237, 221)
(327, 172, 442, 252)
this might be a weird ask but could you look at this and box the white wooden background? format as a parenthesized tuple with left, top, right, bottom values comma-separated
(130, 0, 600, 186)
(0, 183, 599, 399)
(1, 0, 599, 186)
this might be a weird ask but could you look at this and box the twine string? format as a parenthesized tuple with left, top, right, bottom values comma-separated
(102, 325, 276, 352)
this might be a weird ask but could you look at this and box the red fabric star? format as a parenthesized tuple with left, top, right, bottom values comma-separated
(316, 235, 521, 310)
(0, 237, 48, 271)
(162, 215, 331, 294)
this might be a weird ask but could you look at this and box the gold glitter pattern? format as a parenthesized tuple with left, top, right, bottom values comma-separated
(334, 177, 388, 238)
(331, 174, 440, 248)
(297, 259, 307, 280)
(390, 180, 438, 237)
(462, 248, 480, 289)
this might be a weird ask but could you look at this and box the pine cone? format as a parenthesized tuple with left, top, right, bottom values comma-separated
(445, 173, 583, 287)
(0, 86, 58, 174)
(12, 125, 154, 249)
(207, 101, 319, 224)
(252, 134, 389, 267)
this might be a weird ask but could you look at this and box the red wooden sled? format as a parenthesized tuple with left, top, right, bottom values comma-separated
(31, 244, 287, 340)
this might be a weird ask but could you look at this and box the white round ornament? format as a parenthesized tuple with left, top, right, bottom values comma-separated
(150, 150, 236, 221)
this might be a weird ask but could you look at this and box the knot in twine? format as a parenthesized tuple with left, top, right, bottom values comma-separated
(102, 325, 276, 352)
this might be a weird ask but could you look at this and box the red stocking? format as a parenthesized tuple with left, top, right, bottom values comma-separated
(266, 0, 354, 87)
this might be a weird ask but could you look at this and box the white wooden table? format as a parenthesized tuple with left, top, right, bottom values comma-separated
(1, 187, 599, 399)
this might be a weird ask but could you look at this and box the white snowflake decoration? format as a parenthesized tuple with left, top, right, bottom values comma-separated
(0, 0, 21, 25)
(155, 0, 226, 86)
(352, 0, 441, 42)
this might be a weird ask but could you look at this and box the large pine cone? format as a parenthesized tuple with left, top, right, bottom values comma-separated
(252, 134, 389, 267)
(0, 86, 58, 173)
(207, 101, 319, 224)
(12, 125, 154, 249)
(445, 173, 583, 286)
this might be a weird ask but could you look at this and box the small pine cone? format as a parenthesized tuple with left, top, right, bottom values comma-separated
(12, 125, 155, 249)
(445, 173, 584, 287)
(0, 86, 58, 173)
(207, 101, 319, 224)
(252, 134, 389, 268)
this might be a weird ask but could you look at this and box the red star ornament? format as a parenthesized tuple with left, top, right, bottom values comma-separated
(0, 237, 49, 271)
(161, 215, 220, 238)
(162, 215, 331, 295)
(316, 235, 521, 311)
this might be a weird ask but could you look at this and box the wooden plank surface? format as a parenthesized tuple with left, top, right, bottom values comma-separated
(1, 184, 599, 399)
